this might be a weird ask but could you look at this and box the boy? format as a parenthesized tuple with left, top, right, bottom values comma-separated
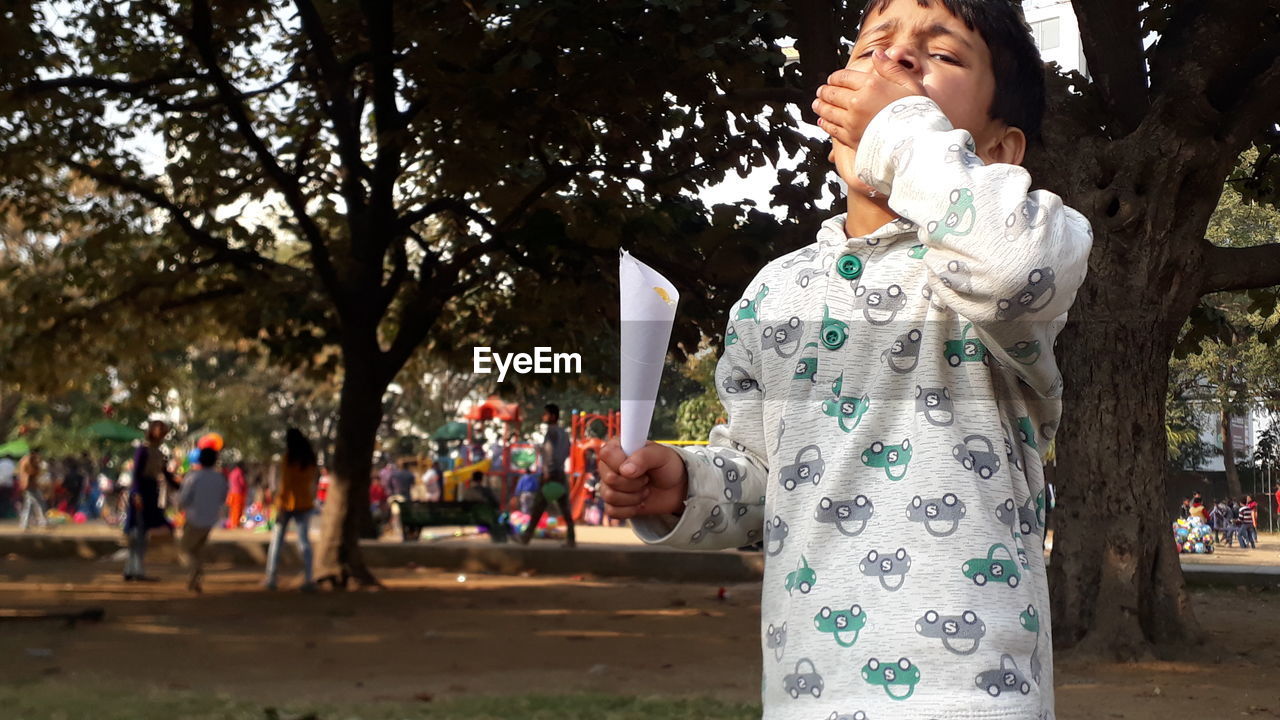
(178, 447, 228, 593)
(599, 1, 1092, 718)
(17, 448, 49, 530)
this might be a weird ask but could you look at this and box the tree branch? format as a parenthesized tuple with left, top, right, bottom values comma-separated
(13, 71, 296, 115)
(33, 270, 241, 341)
(62, 158, 294, 280)
(156, 283, 247, 313)
(380, 293, 446, 382)
(292, 0, 373, 202)
(399, 198, 496, 237)
(495, 170, 570, 235)
(1149, 3, 1280, 149)
(1221, 53, 1280, 150)
(188, 0, 341, 298)
(360, 0, 410, 286)
(1203, 242, 1280, 294)
(374, 238, 409, 319)
(12, 72, 191, 104)
(1072, 0, 1149, 136)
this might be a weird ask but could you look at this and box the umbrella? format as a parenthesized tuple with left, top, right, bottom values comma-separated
(87, 420, 144, 443)
(0, 439, 31, 458)
(431, 421, 468, 442)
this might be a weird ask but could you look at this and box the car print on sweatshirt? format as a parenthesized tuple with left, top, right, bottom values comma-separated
(915, 609, 986, 656)
(881, 327, 923, 374)
(785, 555, 817, 595)
(975, 654, 1033, 697)
(952, 434, 1001, 479)
(859, 548, 912, 591)
(779, 444, 825, 491)
(905, 493, 967, 537)
(815, 495, 874, 537)
(814, 604, 867, 647)
(861, 657, 921, 701)
(962, 543, 1022, 588)
(861, 439, 913, 481)
(783, 658, 824, 699)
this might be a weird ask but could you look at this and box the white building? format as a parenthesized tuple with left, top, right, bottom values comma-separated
(1023, 0, 1088, 78)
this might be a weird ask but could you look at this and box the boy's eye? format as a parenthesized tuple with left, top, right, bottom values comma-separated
(931, 53, 959, 64)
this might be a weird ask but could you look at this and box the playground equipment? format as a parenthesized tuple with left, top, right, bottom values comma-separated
(436, 399, 707, 523)
(461, 395, 524, 501)
(567, 409, 619, 522)
(442, 457, 491, 502)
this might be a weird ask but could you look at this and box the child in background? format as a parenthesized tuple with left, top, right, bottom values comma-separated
(178, 448, 229, 593)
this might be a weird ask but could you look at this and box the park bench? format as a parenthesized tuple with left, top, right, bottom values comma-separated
(392, 499, 509, 543)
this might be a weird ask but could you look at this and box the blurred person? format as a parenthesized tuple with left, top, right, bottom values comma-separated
(517, 403, 575, 548)
(369, 472, 390, 529)
(1188, 496, 1206, 523)
(391, 461, 415, 500)
(60, 458, 86, 514)
(1238, 497, 1257, 549)
(1244, 494, 1260, 548)
(225, 461, 248, 529)
(124, 420, 174, 581)
(514, 471, 540, 514)
(264, 428, 318, 591)
(1209, 499, 1231, 545)
(0, 453, 16, 519)
(378, 458, 396, 498)
(17, 448, 49, 530)
(316, 466, 331, 506)
(423, 461, 441, 502)
(461, 470, 501, 509)
(178, 447, 228, 593)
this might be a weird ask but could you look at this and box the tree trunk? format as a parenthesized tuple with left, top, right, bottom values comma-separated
(1221, 407, 1243, 499)
(1050, 313, 1203, 658)
(314, 349, 387, 589)
(1037, 111, 1239, 657)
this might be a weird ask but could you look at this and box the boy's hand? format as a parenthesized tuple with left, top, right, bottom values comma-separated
(813, 49, 927, 154)
(598, 440, 688, 520)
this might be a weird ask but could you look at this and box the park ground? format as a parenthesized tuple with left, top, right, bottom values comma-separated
(3, 552, 1280, 720)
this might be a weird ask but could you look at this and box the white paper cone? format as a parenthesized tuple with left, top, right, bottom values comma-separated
(619, 250, 680, 455)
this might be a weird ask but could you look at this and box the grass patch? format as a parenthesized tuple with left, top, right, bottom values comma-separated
(0, 683, 761, 720)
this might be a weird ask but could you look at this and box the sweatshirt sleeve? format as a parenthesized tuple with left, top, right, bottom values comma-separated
(629, 276, 772, 550)
(854, 95, 1093, 397)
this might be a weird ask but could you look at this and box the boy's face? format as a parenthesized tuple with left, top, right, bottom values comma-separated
(849, 0, 1005, 156)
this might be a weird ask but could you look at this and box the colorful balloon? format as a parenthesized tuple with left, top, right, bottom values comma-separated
(197, 432, 225, 452)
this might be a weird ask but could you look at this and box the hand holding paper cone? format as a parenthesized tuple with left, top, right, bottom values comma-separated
(597, 439, 687, 519)
(619, 250, 680, 455)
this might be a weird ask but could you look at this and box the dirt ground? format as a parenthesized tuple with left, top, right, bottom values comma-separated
(2, 557, 1280, 719)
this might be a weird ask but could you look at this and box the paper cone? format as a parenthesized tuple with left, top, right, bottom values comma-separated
(619, 250, 680, 455)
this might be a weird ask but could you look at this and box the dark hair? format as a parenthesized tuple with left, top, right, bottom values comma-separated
(470, 470, 484, 484)
(285, 427, 317, 468)
(544, 403, 560, 420)
(199, 448, 219, 467)
(859, 0, 1046, 142)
